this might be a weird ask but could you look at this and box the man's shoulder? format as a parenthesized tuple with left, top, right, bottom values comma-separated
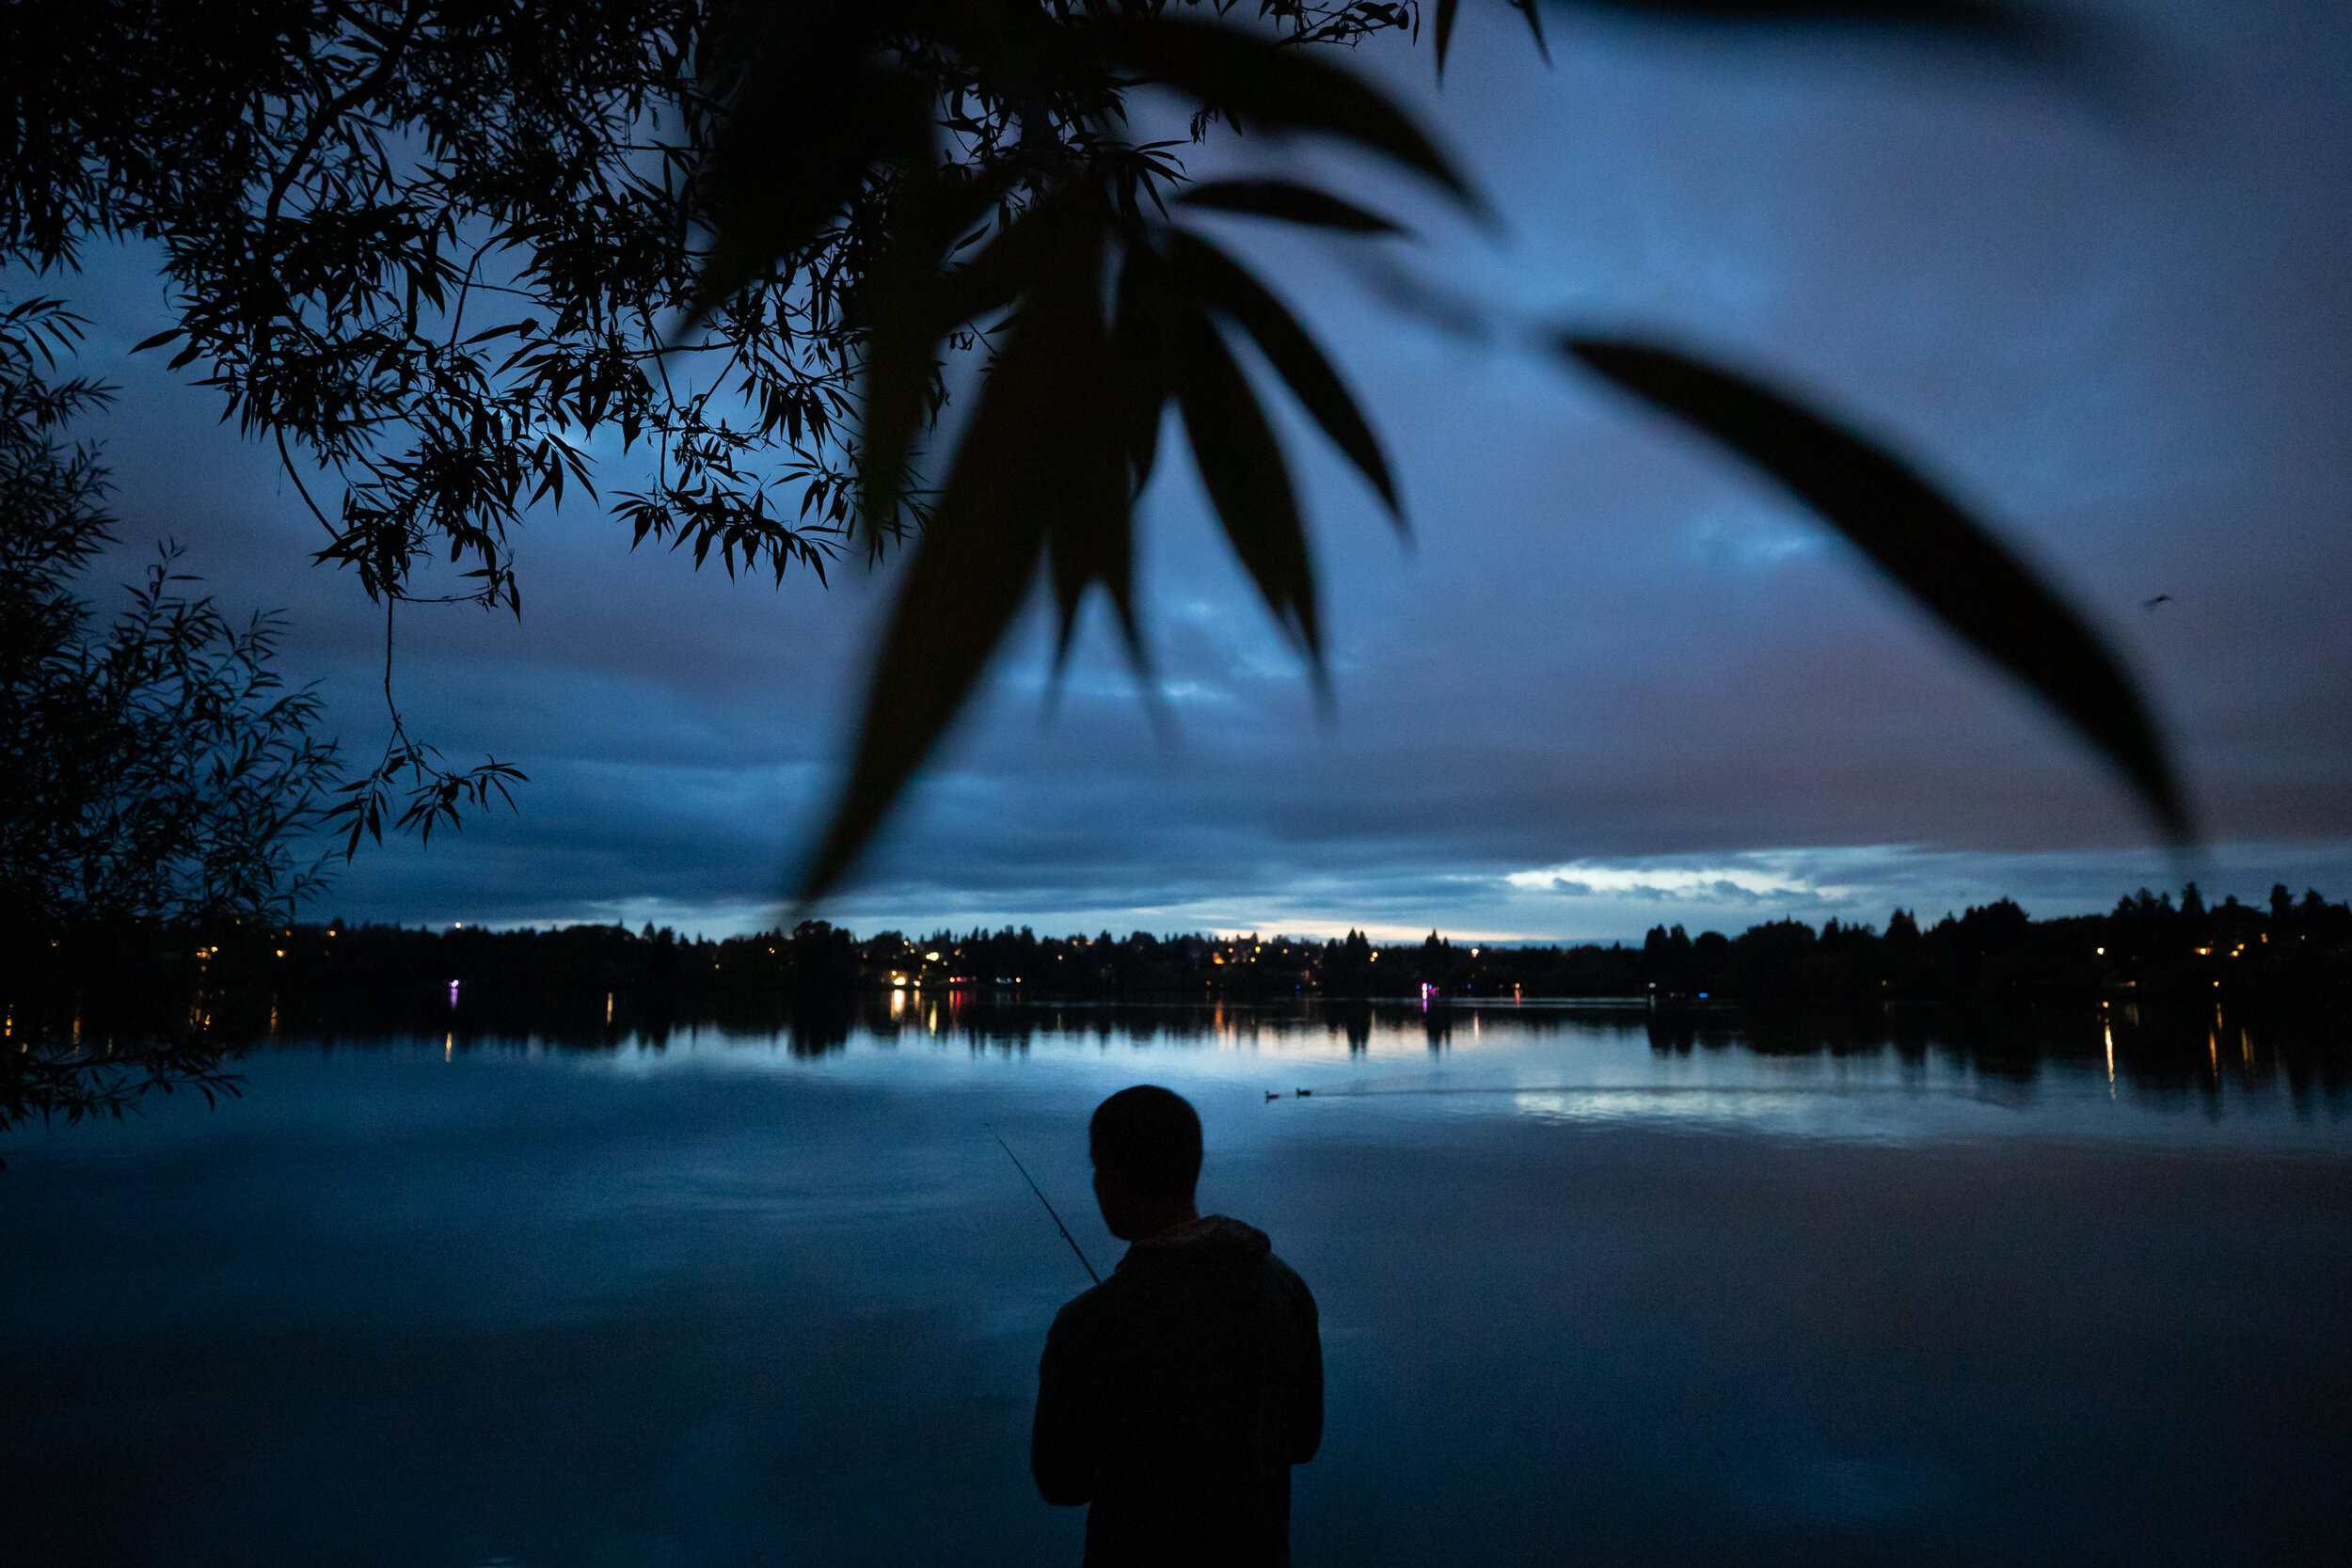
(1261, 1247, 1313, 1294)
(1049, 1276, 1115, 1328)
(1109, 1217, 1315, 1308)
(1046, 1270, 1143, 1346)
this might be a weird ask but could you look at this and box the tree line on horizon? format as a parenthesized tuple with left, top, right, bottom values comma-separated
(26, 880, 2345, 1026)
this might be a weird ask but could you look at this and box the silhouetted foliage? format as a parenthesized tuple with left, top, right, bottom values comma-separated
(1565, 341, 2186, 839)
(0, 1026, 245, 1172)
(1, 1, 2187, 900)
(670, 0, 2183, 895)
(2, 301, 341, 943)
(2, 298, 342, 1160)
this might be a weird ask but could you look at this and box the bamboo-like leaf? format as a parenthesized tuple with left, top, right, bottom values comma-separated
(1094, 17, 1482, 215)
(1512, 0, 1552, 60)
(797, 346, 1051, 903)
(1564, 336, 2189, 841)
(1175, 302, 1322, 666)
(1113, 238, 1178, 496)
(800, 217, 1126, 902)
(856, 157, 945, 553)
(1435, 0, 1461, 73)
(931, 189, 1071, 338)
(1045, 328, 1145, 679)
(1168, 230, 1403, 527)
(1177, 180, 1405, 234)
(686, 110, 880, 328)
(681, 5, 930, 331)
(851, 150, 1029, 549)
(1032, 220, 1144, 681)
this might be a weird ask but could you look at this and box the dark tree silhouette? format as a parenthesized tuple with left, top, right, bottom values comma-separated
(2, 299, 339, 939)
(2, 298, 339, 1161)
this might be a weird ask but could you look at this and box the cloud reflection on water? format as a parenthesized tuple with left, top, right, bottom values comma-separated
(561, 1006, 2350, 1153)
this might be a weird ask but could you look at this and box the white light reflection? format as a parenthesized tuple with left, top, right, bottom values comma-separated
(568, 1011, 2352, 1153)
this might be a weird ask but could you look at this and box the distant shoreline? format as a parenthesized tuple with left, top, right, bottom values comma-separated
(13, 883, 2347, 1045)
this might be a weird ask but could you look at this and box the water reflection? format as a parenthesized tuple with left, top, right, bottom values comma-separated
(28, 982, 2333, 1164)
(250, 993, 2352, 1136)
(5, 997, 2347, 1566)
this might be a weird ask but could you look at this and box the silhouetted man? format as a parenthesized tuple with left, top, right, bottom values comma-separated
(1032, 1085, 1324, 1567)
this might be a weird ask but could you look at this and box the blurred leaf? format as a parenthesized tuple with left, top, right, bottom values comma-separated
(1094, 17, 1483, 215)
(1174, 299, 1322, 668)
(1564, 336, 2189, 841)
(800, 215, 1129, 903)
(1435, 0, 1462, 72)
(931, 189, 1071, 338)
(856, 157, 945, 554)
(1112, 237, 1178, 494)
(1168, 230, 1403, 528)
(1043, 318, 1146, 683)
(681, 8, 930, 331)
(862, 175, 1091, 553)
(1512, 0, 1553, 59)
(1176, 179, 1405, 234)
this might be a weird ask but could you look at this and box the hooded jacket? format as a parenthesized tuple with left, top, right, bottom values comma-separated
(1031, 1215, 1323, 1567)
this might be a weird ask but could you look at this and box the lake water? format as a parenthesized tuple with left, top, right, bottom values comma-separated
(5, 1001, 2348, 1566)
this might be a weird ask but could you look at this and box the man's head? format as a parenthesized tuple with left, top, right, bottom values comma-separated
(1089, 1085, 1202, 1241)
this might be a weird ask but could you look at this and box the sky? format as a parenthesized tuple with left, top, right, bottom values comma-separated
(34, 0, 2352, 943)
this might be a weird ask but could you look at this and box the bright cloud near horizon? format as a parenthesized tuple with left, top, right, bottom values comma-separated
(32, 0, 2352, 943)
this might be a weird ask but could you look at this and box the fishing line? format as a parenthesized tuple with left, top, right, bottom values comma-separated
(991, 1128, 1101, 1285)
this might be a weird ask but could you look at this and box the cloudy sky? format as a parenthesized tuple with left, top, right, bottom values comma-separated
(41, 0, 2352, 942)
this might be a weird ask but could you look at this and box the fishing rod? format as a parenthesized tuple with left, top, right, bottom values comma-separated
(993, 1130, 1102, 1285)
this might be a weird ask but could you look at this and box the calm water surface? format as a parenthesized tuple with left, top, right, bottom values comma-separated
(5, 1003, 2348, 1566)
